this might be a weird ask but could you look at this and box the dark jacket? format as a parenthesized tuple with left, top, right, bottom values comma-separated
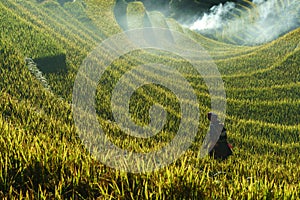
(209, 127, 233, 160)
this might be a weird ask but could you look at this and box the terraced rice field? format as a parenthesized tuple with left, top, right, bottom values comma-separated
(0, 0, 299, 199)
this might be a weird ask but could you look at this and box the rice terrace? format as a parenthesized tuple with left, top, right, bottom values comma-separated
(0, 0, 299, 199)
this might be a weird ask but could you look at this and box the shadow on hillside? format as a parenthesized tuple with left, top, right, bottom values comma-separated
(34, 54, 67, 73)
(114, 0, 128, 30)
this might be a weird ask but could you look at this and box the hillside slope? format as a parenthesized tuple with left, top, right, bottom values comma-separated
(0, 0, 299, 199)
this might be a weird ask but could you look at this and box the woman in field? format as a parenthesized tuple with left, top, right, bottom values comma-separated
(206, 112, 233, 160)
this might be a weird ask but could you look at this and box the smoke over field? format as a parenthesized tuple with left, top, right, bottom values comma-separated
(189, 0, 300, 45)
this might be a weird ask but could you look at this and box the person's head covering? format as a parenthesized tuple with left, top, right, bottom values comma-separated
(207, 112, 218, 121)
